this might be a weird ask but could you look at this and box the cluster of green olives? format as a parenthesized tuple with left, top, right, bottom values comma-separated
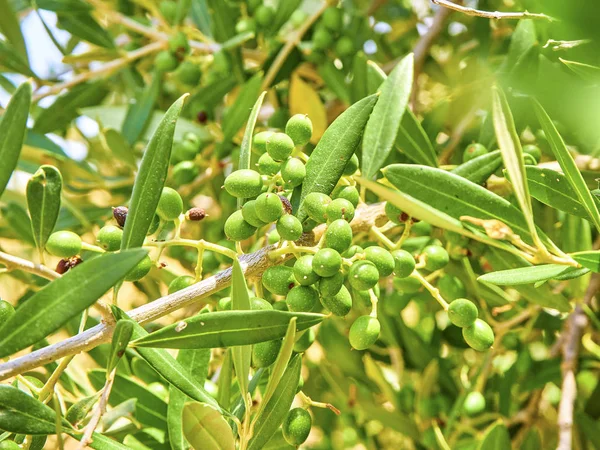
(152, 25, 202, 87)
(310, 7, 358, 62)
(171, 133, 205, 185)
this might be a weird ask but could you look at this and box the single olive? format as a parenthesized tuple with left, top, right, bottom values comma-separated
(276, 215, 303, 241)
(448, 298, 478, 328)
(286, 285, 319, 312)
(343, 153, 360, 176)
(217, 297, 232, 311)
(312, 248, 342, 277)
(172, 160, 199, 185)
(253, 130, 273, 154)
(423, 245, 449, 271)
(159, 0, 176, 23)
(282, 408, 312, 446)
(154, 50, 179, 72)
(266, 132, 295, 161)
(462, 143, 488, 163)
(462, 319, 494, 351)
(349, 315, 381, 350)
(46, 231, 82, 257)
(254, 5, 275, 28)
(321, 6, 343, 31)
(157, 187, 184, 221)
(96, 225, 123, 252)
(335, 36, 355, 57)
(343, 244, 363, 258)
(523, 144, 542, 163)
(348, 260, 379, 291)
(281, 158, 306, 187)
(293, 255, 321, 286)
(463, 391, 486, 416)
(320, 285, 352, 316)
(285, 114, 313, 146)
(241, 200, 268, 228)
(438, 274, 466, 301)
(364, 246, 395, 277)
(318, 271, 344, 297)
(252, 339, 281, 368)
(391, 249, 415, 278)
(224, 210, 257, 241)
(168, 275, 195, 294)
(312, 27, 333, 51)
(262, 265, 296, 295)
(394, 276, 421, 294)
(251, 297, 273, 310)
(332, 185, 359, 207)
(324, 219, 353, 253)
(224, 169, 263, 199)
(168, 31, 189, 55)
(256, 152, 281, 175)
(255, 192, 283, 223)
(0, 300, 15, 327)
(304, 192, 332, 223)
(124, 254, 153, 282)
(326, 198, 355, 222)
(176, 60, 201, 85)
(235, 17, 256, 34)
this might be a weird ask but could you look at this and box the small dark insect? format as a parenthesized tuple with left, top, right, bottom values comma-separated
(186, 207, 206, 221)
(279, 195, 293, 214)
(197, 111, 208, 124)
(113, 206, 128, 228)
(56, 256, 83, 274)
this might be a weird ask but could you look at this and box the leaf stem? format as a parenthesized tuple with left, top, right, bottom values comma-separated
(410, 270, 449, 310)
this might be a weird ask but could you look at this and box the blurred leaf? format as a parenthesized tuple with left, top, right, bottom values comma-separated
(478, 264, 586, 286)
(34, 81, 109, 134)
(396, 109, 438, 167)
(132, 310, 324, 349)
(362, 53, 413, 179)
(0, 81, 31, 199)
(289, 73, 327, 144)
(477, 420, 511, 450)
(560, 58, 600, 82)
(182, 403, 234, 450)
(26, 165, 62, 257)
(0, 249, 147, 359)
(238, 91, 266, 173)
(0, 38, 36, 77)
(0, 0, 26, 59)
(0, 384, 62, 434)
(576, 412, 600, 448)
(298, 94, 377, 221)
(101, 128, 136, 168)
(186, 76, 236, 114)
(190, 0, 212, 36)
(350, 53, 368, 103)
(231, 258, 252, 402)
(36, 0, 92, 13)
(572, 251, 600, 272)
(521, 428, 542, 450)
(121, 94, 187, 250)
(221, 73, 262, 144)
(2, 202, 35, 245)
(247, 355, 301, 450)
(106, 320, 134, 373)
(57, 12, 115, 48)
(533, 99, 600, 233)
(452, 150, 502, 184)
(271, 0, 301, 35)
(319, 62, 350, 104)
(122, 73, 161, 146)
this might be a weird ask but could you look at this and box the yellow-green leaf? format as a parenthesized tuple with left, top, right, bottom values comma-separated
(183, 403, 235, 450)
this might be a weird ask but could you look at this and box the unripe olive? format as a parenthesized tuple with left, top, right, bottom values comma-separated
(463, 143, 488, 163)
(304, 192, 332, 223)
(412, 221, 432, 236)
(268, 108, 289, 129)
(312, 248, 342, 277)
(267, 229, 281, 245)
(224, 169, 263, 198)
(423, 245, 449, 271)
(224, 210, 257, 241)
(293, 255, 320, 286)
(324, 219, 353, 253)
(348, 260, 379, 291)
(343, 153, 360, 176)
(286, 285, 319, 312)
(318, 271, 344, 297)
(294, 328, 315, 352)
(154, 50, 179, 73)
(124, 254, 153, 281)
(235, 17, 256, 34)
(0, 300, 15, 327)
(335, 36, 355, 57)
(326, 198, 355, 222)
(159, 0, 176, 23)
(281, 158, 306, 187)
(343, 245, 363, 258)
(176, 60, 201, 85)
(96, 225, 123, 252)
(262, 265, 296, 295)
(168, 31, 189, 55)
(254, 5, 275, 28)
(252, 339, 281, 368)
(438, 274, 466, 301)
(241, 200, 268, 228)
(364, 246, 395, 277)
(448, 299, 478, 328)
(282, 408, 312, 446)
(251, 297, 273, 310)
(385, 202, 404, 225)
(172, 161, 199, 185)
(321, 6, 343, 31)
(273, 300, 288, 311)
(391, 249, 415, 278)
(257, 152, 280, 175)
(255, 192, 283, 223)
(253, 131, 273, 154)
(46, 231, 82, 257)
(266, 132, 295, 161)
(285, 114, 313, 146)
(290, 9, 307, 28)
(276, 215, 303, 241)
(332, 185, 359, 207)
(312, 27, 333, 51)
(463, 391, 486, 416)
(168, 275, 195, 294)
(349, 315, 381, 350)
(217, 297, 232, 311)
(320, 285, 352, 316)
(462, 319, 494, 351)
(157, 187, 183, 221)
(172, 140, 197, 163)
(523, 144, 542, 163)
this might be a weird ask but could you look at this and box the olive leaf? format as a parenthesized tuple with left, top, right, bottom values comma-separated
(122, 72, 161, 146)
(298, 94, 377, 221)
(121, 94, 187, 250)
(231, 258, 252, 404)
(238, 91, 266, 207)
(0, 39, 36, 77)
(0, 384, 63, 435)
(36, 0, 92, 13)
(362, 53, 413, 179)
(0, 0, 26, 59)
(478, 264, 587, 286)
(572, 251, 600, 273)
(221, 73, 263, 144)
(0, 249, 147, 359)
(26, 165, 62, 258)
(451, 150, 503, 185)
(532, 98, 600, 233)
(0, 81, 31, 199)
(476, 420, 511, 450)
(395, 109, 438, 167)
(560, 58, 600, 82)
(106, 320, 134, 374)
(182, 403, 235, 450)
(131, 310, 324, 349)
(247, 354, 302, 450)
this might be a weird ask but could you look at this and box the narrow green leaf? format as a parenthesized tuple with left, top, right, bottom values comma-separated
(217, 349, 233, 410)
(0, 39, 36, 77)
(101, 128, 137, 168)
(2, 202, 35, 245)
(121, 94, 187, 250)
(298, 94, 377, 221)
(66, 393, 101, 426)
(318, 61, 350, 104)
(0, 81, 31, 198)
(231, 258, 252, 401)
(0, 0, 26, 59)
(122, 73, 161, 146)
(366, 60, 386, 95)
(247, 355, 301, 450)
(572, 251, 600, 273)
(396, 108, 438, 167)
(451, 150, 503, 185)
(0, 249, 146, 359)
(575, 412, 600, 448)
(350, 53, 368, 103)
(26, 165, 62, 256)
(476, 420, 511, 450)
(478, 264, 585, 286)
(492, 86, 542, 250)
(560, 58, 600, 82)
(190, 0, 212, 37)
(362, 53, 413, 179)
(112, 307, 222, 413)
(221, 73, 262, 143)
(106, 320, 134, 373)
(271, 0, 302, 34)
(525, 166, 594, 219)
(132, 310, 323, 349)
(0, 384, 60, 434)
(88, 369, 167, 428)
(182, 403, 235, 450)
(36, 0, 92, 13)
(57, 12, 115, 48)
(533, 98, 600, 233)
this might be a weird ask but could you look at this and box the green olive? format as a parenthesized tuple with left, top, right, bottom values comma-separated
(312, 248, 342, 277)
(241, 200, 268, 228)
(252, 339, 281, 368)
(285, 114, 313, 146)
(462, 143, 488, 163)
(318, 270, 344, 297)
(348, 260, 379, 291)
(157, 187, 184, 221)
(293, 255, 321, 286)
(462, 319, 494, 351)
(385, 202, 404, 225)
(312, 27, 333, 51)
(256, 152, 281, 175)
(176, 60, 201, 85)
(326, 198, 355, 222)
(96, 225, 123, 252)
(253, 131, 273, 154)
(46, 231, 82, 257)
(168, 275, 195, 294)
(224, 210, 257, 241)
(286, 285, 319, 312)
(154, 50, 179, 73)
(321, 6, 343, 31)
(343, 153, 359, 176)
(262, 265, 296, 295)
(323, 219, 353, 253)
(448, 298, 478, 328)
(332, 185, 359, 207)
(293, 328, 315, 352)
(124, 254, 153, 282)
(0, 300, 15, 327)
(172, 160, 199, 185)
(276, 215, 303, 241)
(348, 315, 381, 350)
(281, 158, 306, 187)
(423, 245, 449, 271)
(217, 297, 232, 311)
(224, 169, 263, 199)
(266, 132, 295, 161)
(335, 36, 355, 57)
(168, 31, 189, 55)
(304, 192, 332, 223)
(254, 5, 275, 28)
(282, 407, 312, 446)
(364, 246, 395, 277)
(255, 192, 283, 223)
(438, 274, 466, 301)
(392, 249, 415, 278)
(320, 285, 352, 316)
(251, 297, 273, 310)
(463, 391, 486, 416)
